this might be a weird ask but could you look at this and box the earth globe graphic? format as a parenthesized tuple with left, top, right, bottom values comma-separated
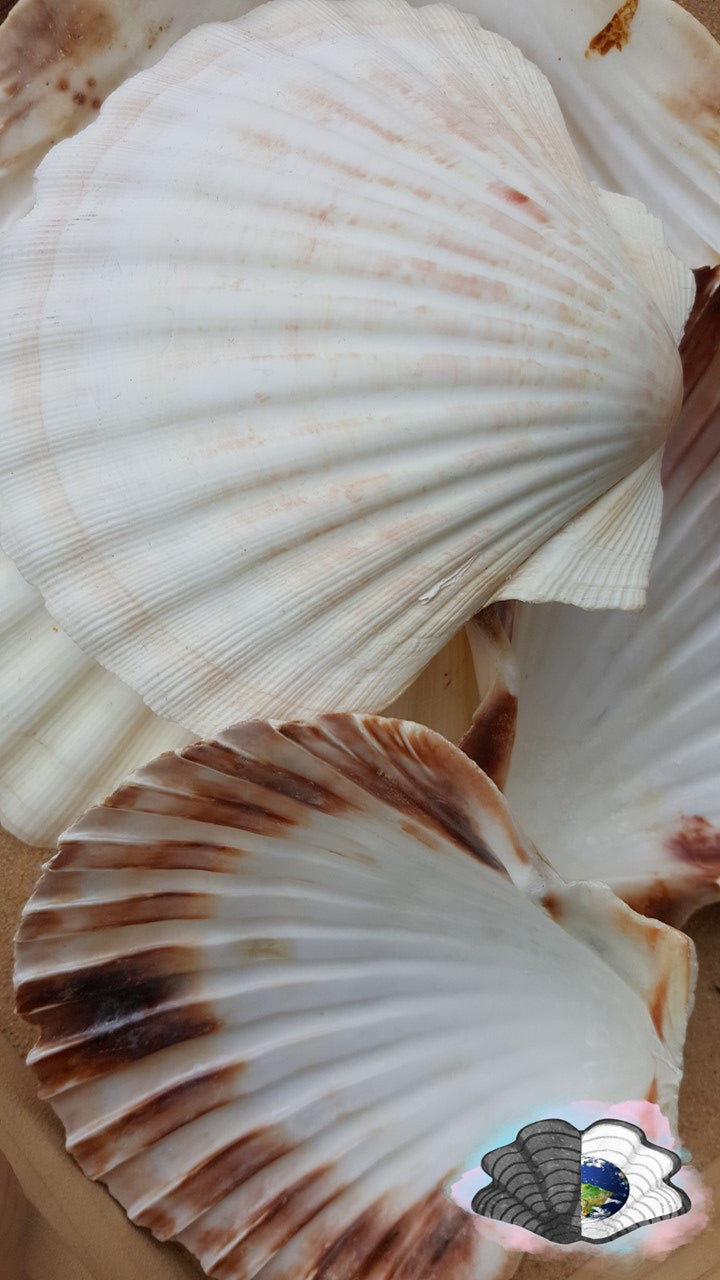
(580, 1159, 630, 1220)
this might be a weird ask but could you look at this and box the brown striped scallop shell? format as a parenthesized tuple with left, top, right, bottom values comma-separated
(14, 714, 694, 1278)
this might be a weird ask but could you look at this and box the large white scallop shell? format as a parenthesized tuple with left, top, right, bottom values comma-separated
(15, 714, 695, 1278)
(467, 271, 720, 925)
(0, 0, 692, 738)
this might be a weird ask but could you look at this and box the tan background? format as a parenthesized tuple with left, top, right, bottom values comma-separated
(1, 0, 719, 1277)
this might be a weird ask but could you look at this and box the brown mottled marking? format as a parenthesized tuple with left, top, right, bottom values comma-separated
(394, 1189, 479, 1277)
(72, 88, 86, 104)
(18, 891, 215, 940)
(16, 944, 199, 1018)
(585, 0, 638, 57)
(86, 74, 96, 86)
(73, 1063, 245, 1177)
(209, 1166, 337, 1279)
(144, 18, 172, 52)
(53, 838, 247, 873)
(309, 1185, 479, 1278)
(459, 686, 517, 791)
(488, 181, 550, 224)
(56, 75, 69, 91)
(541, 892, 563, 924)
(623, 878, 700, 928)
(105, 779, 297, 836)
(182, 737, 353, 815)
(33, 997, 219, 1092)
(91, 96, 101, 109)
(666, 814, 720, 875)
(504, 187, 529, 205)
(646, 1077, 659, 1104)
(280, 717, 510, 875)
(3, 79, 18, 95)
(312, 1202, 389, 1278)
(399, 820, 442, 852)
(665, 84, 720, 150)
(0, 0, 117, 81)
(137, 1126, 294, 1238)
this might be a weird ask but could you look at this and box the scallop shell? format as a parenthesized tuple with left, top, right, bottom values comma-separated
(14, 713, 695, 1278)
(432, 0, 720, 268)
(473, 269, 720, 926)
(0, 0, 693, 738)
(0, 0, 255, 225)
(471, 1118, 690, 1245)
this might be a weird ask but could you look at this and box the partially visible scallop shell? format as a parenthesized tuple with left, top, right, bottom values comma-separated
(0, 545, 192, 846)
(0, 0, 254, 223)
(15, 714, 695, 1278)
(432, 0, 720, 268)
(471, 270, 720, 926)
(0, 0, 693, 738)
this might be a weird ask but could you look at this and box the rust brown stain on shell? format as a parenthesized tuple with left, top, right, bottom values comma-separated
(280, 717, 509, 875)
(18, 891, 215, 939)
(540, 892, 563, 924)
(0, 0, 116, 82)
(489, 181, 550, 225)
(183, 736, 353, 816)
(16, 943, 198, 1018)
(386, 1187, 480, 1277)
(666, 814, 720, 875)
(208, 1166, 337, 1279)
(73, 1063, 246, 1177)
(622, 876, 702, 928)
(137, 1125, 295, 1237)
(33, 995, 219, 1092)
(645, 1076, 659, 1105)
(664, 80, 720, 151)
(649, 968, 670, 1040)
(585, 0, 639, 57)
(309, 1185, 480, 1278)
(15, 945, 218, 1094)
(105, 779, 296, 837)
(53, 837, 248, 873)
(459, 686, 517, 791)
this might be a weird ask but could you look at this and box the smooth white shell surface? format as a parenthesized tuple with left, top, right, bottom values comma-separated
(15, 715, 694, 1278)
(0, 0, 690, 738)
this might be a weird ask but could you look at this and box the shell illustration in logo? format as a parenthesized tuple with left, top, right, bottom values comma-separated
(471, 1118, 690, 1244)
